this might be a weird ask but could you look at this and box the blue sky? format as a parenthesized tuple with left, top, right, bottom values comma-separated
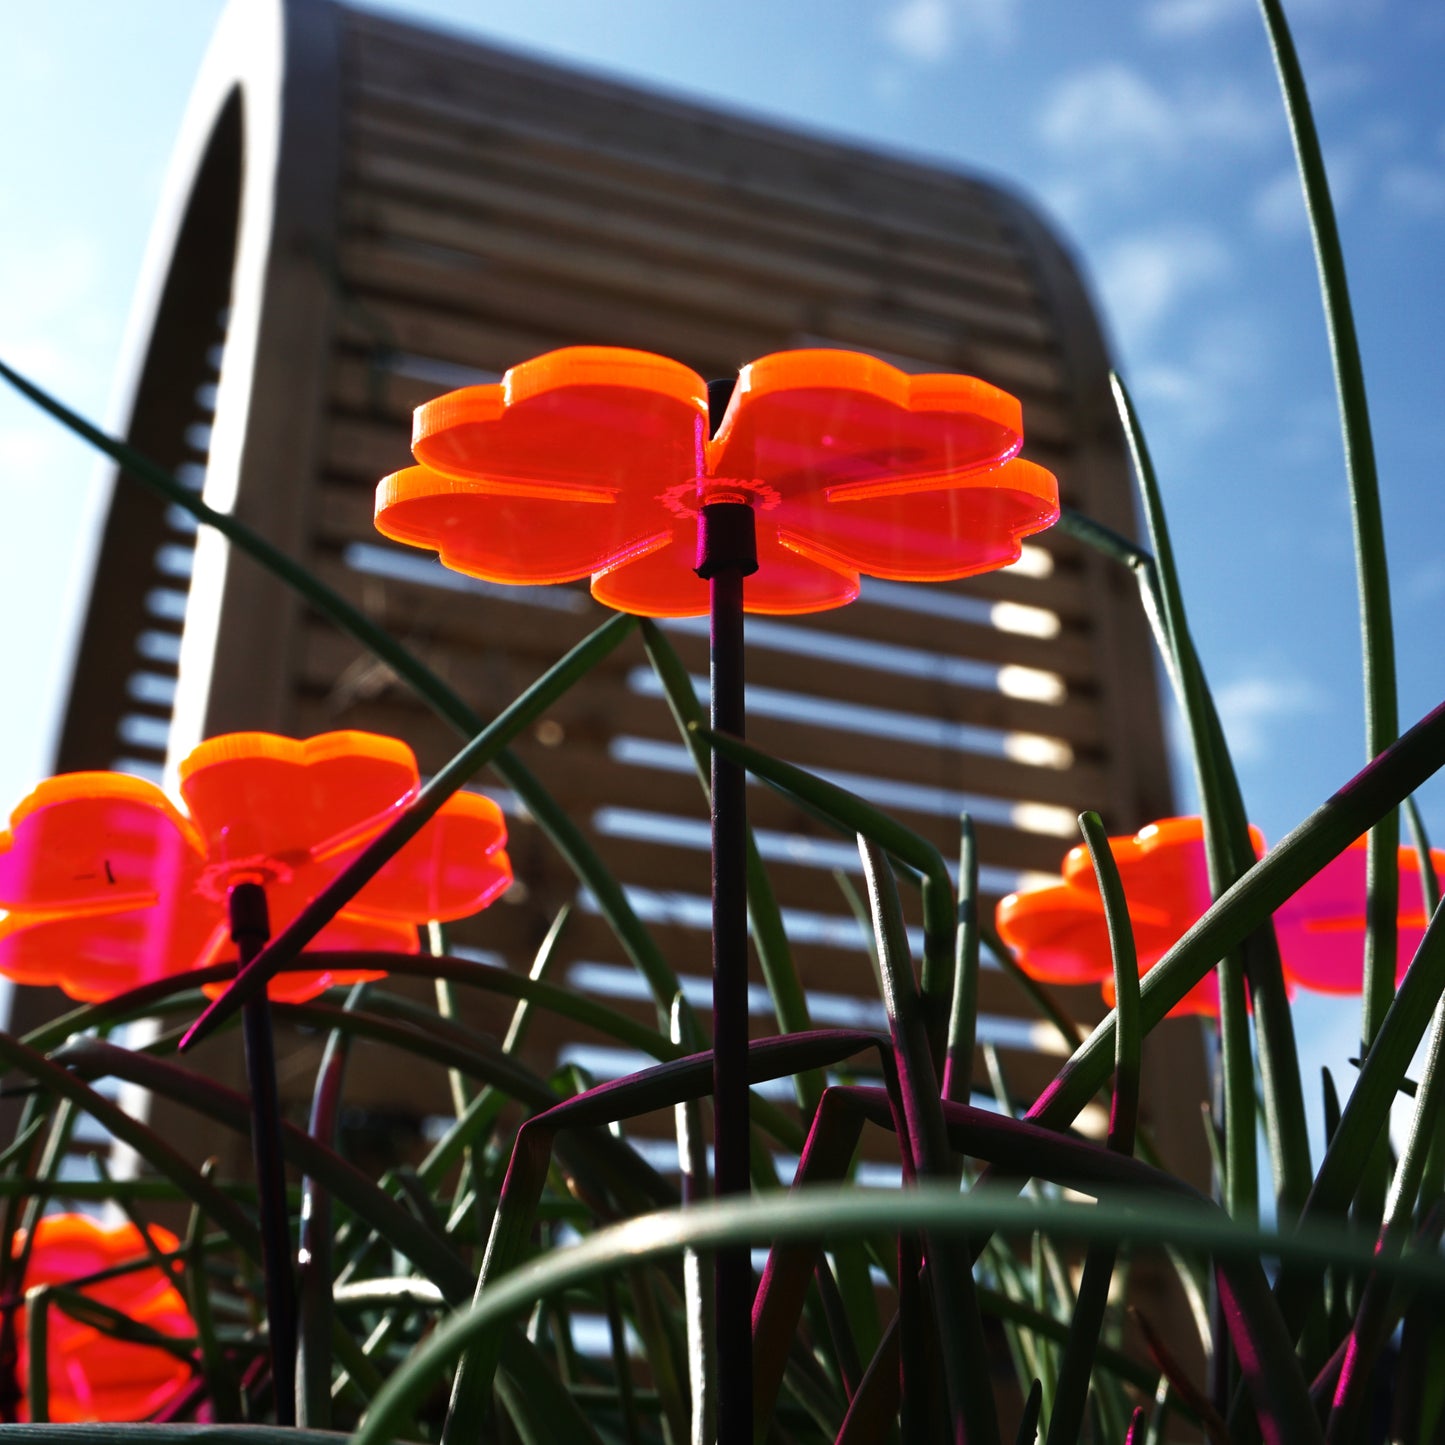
(2, 0, 1443, 1095)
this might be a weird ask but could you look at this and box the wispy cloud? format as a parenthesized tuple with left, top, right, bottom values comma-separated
(1143, 0, 1250, 38)
(877, 0, 1019, 65)
(1380, 160, 1445, 217)
(1094, 225, 1231, 354)
(1215, 671, 1326, 763)
(1037, 64, 1175, 156)
(1126, 309, 1270, 438)
(1036, 63, 1277, 202)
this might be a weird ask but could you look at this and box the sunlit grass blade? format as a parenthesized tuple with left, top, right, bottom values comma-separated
(342, 1183, 1445, 1445)
(858, 837, 1001, 1445)
(1047, 811, 1141, 1445)
(1112, 369, 1309, 1222)
(1257, 0, 1399, 1054)
(942, 814, 979, 1103)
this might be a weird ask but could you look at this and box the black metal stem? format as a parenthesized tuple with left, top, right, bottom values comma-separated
(228, 881, 297, 1425)
(698, 493, 756, 1445)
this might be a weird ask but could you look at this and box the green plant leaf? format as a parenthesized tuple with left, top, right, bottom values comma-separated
(858, 837, 1001, 1445)
(1257, 0, 1399, 1054)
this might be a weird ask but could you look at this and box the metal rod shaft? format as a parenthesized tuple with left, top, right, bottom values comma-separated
(698, 491, 757, 1445)
(229, 882, 298, 1425)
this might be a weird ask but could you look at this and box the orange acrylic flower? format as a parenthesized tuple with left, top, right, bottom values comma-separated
(996, 817, 1444, 1013)
(0, 731, 511, 1003)
(13, 1214, 194, 1422)
(374, 346, 1060, 617)
(1270, 835, 1442, 994)
(996, 818, 1252, 1017)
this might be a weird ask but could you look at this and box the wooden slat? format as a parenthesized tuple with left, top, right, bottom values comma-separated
(342, 150, 1054, 350)
(347, 27, 1018, 254)
(280, 668, 1079, 872)
(310, 548, 1105, 684)
(335, 221, 1069, 404)
(296, 578, 1102, 745)
(345, 106, 1041, 306)
(293, 671, 1110, 813)
(332, 284, 782, 396)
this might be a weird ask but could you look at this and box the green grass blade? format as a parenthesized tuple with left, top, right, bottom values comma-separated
(1047, 812, 1142, 1445)
(341, 1185, 1427, 1445)
(1258, 0, 1399, 1051)
(297, 982, 369, 1429)
(55, 1039, 472, 1304)
(0, 1034, 257, 1253)
(942, 814, 980, 1102)
(858, 837, 1001, 1445)
(1113, 369, 1310, 1221)
(185, 1203, 241, 1421)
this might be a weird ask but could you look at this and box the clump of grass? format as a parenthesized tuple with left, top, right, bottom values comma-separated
(0, 0, 1440, 1440)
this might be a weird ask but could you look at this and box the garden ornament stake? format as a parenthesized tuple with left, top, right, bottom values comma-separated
(344, 344, 1057, 1441)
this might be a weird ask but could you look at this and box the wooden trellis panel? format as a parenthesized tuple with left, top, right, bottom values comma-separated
(33, 0, 1207, 1350)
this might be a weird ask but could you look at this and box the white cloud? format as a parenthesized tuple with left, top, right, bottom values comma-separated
(1252, 169, 1308, 235)
(1036, 63, 1276, 200)
(1144, 0, 1250, 38)
(1123, 309, 1270, 439)
(1037, 64, 1175, 156)
(1215, 672, 1326, 763)
(878, 0, 1019, 64)
(881, 0, 952, 63)
(1380, 161, 1445, 217)
(1094, 226, 1231, 355)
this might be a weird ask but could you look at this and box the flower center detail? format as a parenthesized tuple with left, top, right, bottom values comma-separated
(658, 476, 780, 518)
(193, 854, 301, 903)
